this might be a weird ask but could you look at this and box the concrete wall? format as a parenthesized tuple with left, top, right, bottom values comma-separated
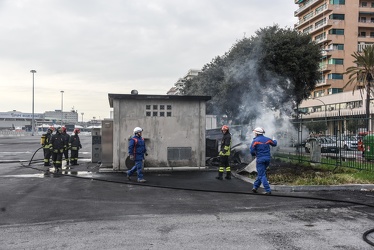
(112, 97, 207, 170)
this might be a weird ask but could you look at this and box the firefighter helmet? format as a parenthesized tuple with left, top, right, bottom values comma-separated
(73, 128, 80, 134)
(134, 127, 143, 134)
(253, 127, 265, 135)
(61, 126, 67, 132)
(56, 127, 63, 133)
(221, 125, 229, 131)
(47, 127, 54, 133)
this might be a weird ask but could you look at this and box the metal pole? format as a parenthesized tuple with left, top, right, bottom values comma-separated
(30, 70, 37, 136)
(61, 90, 64, 126)
(81, 112, 84, 123)
(313, 98, 327, 133)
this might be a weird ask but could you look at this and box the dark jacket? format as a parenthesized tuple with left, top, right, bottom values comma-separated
(219, 132, 231, 156)
(50, 133, 65, 153)
(69, 134, 82, 150)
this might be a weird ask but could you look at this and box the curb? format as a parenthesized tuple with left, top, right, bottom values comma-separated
(232, 172, 374, 192)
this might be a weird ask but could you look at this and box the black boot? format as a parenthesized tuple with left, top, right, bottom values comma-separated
(216, 172, 223, 180)
(225, 172, 231, 180)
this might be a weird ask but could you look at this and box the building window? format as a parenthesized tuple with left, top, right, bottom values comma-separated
(328, 73, 343, 79)
(153, 105, 158, 110)
(146, 105, 151, 110)
(329, 29, 344, 35)
(330, 0, 345, 4)
(360, 31, 367, 37)
(332, 44, 344, 50)
(167, 112, 172, 117)
(146, 111, 151, 116)
(160, 112, 165, 117)
(330, 14, 344, 20)
(153, 112, 158, 116)
(160, 105, 165, 110)
(329, 58, 344, 65)
(328, 88, 343, 94)
(361, 2, 367, 7)
(167, 105, 172, 110)
(370, 32, 374, 38)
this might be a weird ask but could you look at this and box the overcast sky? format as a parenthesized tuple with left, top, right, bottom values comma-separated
(0, 0, 297, 122)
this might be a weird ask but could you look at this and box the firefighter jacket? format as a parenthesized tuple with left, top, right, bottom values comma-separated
(69, 134, 82, 151)
(128, 135, 147, 161)
(49, 133, 65, 153)
(219, 132, 231, 156)
(41, 132, 52, 149)
(62, 132, 70, 149)
(250, 134, 277, 162)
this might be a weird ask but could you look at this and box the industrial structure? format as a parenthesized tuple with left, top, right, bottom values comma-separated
(108, 93, 211, 170)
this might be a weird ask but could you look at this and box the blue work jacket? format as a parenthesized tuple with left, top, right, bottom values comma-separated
(250, 134, 277, 162)
(128, 135, 147, 161)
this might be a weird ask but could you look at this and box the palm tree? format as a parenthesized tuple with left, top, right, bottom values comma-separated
(344, 45, 374, 132)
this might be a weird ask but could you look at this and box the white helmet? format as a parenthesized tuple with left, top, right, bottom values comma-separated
(253, 127, 265, 135)
(133, 127, 143, 134)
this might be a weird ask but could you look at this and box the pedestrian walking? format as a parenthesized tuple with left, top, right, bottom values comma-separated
(61, 126, 70, 167)
(250, 127, 277, 195)
(69, 128, 82, 166)
(41, 126, 54, 167)
(216, 125, 232, 180)
(127, 127, 147, 183)
(49, 127, 65, 172)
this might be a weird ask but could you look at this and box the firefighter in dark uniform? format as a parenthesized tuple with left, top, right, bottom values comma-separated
(69, 128, 82, 165)
(49, 127, 65, 172)
(61, 126, 70, 167)
(41, 127, 54, 166)
(216, 125, 232, 180)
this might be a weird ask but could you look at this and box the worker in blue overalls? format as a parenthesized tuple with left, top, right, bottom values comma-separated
(127, 127, 147, 183)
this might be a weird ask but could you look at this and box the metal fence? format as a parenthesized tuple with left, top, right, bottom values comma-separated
(275, 110, 374, 172)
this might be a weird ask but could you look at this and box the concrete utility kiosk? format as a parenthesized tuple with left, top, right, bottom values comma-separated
(108, 93, 211, 170)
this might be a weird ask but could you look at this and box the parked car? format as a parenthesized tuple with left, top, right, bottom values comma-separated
(337, 136, 358, 150)
(305, 137, 340, 153)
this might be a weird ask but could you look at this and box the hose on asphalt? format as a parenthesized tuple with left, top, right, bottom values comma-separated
(16, 147, 374, 247)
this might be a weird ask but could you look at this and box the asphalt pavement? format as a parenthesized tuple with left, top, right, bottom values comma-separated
(0, 135, 374, 249)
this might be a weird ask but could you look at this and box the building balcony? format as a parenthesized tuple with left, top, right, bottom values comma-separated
(359, 6, 374, 14)
(358, 20, 374, 28)
(358, 35, 374, 43)
(294, 0, 320, 16)
(325, 79, 344, 87)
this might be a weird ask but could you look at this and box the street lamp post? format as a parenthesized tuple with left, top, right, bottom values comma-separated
(61, 91, 64, 126)
(81, 112, 84, 123)
(314, 98, 328, 134)
(30, 70, 37, 136)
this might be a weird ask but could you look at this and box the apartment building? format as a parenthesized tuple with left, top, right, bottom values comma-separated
(167, 69, 202, 95)
(295, 0, 374, 97)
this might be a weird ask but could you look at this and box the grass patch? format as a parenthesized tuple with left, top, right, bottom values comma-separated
(247, 157, 374, 186)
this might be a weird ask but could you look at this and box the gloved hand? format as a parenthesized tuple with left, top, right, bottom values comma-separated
(79, 145, 82, 149)
(129, 155, 134, 161)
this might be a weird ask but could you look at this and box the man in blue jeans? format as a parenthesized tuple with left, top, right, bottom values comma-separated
(127, 127, 147, 183)
(250, 127, 277, 195)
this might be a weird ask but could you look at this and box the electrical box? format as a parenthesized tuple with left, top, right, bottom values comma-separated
(101, 119, 113, 167)
(91, 128, 101, 163)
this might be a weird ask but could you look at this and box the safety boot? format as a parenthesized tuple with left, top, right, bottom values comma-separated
(215, 172, 223, 180)
(225, 172, 231, 180)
